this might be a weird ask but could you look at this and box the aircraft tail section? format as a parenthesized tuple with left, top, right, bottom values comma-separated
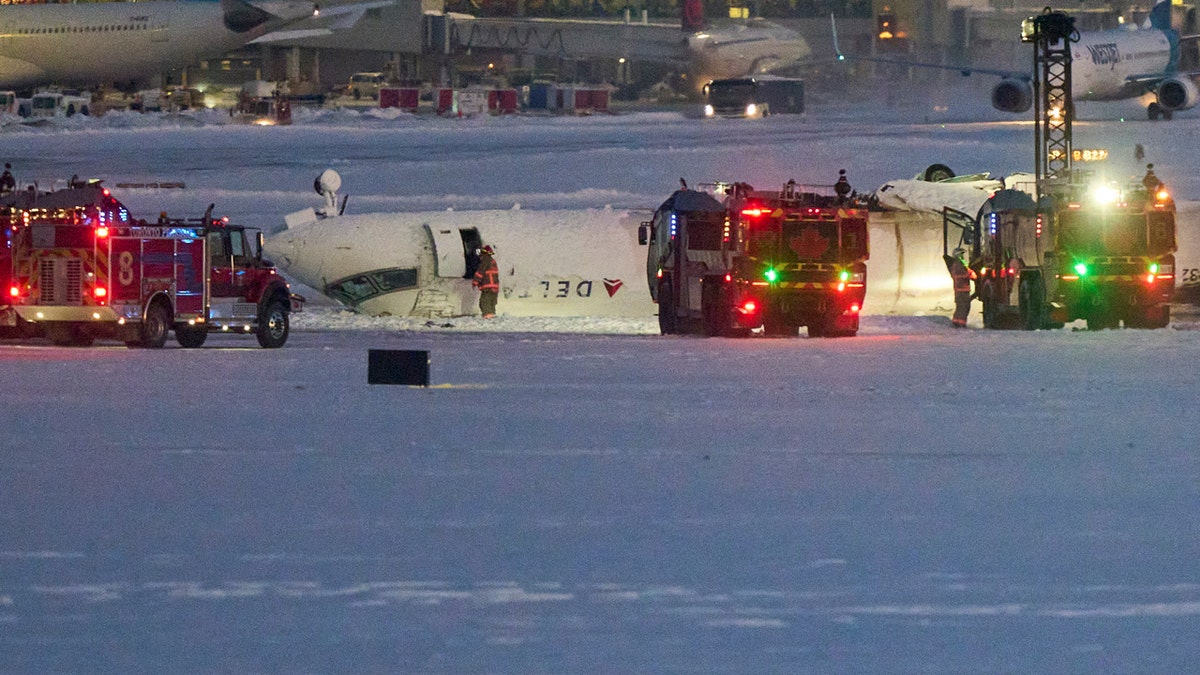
(682, 0, 706, 32)
(1147, 0, 1172, 31)
(222, 0, 273, 33)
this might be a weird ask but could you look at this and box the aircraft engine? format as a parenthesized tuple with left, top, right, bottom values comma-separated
(313, 168, 342, 216)
(991, 78, 1033, 113)
(1157, 76, 1200, 111)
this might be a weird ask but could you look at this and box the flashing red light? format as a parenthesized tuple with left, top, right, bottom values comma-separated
(724, 273, 732, 283)
(8, 286, 18, 298)
(95, 226, 109, 238)
(850, 303, 861, 313)
(102, 188, 110, 196)
(1146, 274, 1156, 284)
(837, 282, 846, 292)
(742, 300, 757, 313)
(221, 217, 229, 224)
(741, 207, 766, 217)
(94, 286, 107, 298)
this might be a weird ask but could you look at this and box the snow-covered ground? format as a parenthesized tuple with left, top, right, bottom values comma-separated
(3, 92, 1200, 672)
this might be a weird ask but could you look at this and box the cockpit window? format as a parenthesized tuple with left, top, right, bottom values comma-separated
(325, 268, 419, 307)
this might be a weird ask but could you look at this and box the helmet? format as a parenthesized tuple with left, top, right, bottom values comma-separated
(480, 244, 495, 255)
(952, 247, 966, 258)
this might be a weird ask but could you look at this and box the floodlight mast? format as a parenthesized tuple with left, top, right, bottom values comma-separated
(1022, 8, 1079, 198)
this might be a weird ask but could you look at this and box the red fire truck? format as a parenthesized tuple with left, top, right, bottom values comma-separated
(2, 181, 302, 347)
(642, 180, 870, 337)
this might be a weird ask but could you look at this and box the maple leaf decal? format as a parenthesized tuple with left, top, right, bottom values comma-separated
(789, 227, 830, 260)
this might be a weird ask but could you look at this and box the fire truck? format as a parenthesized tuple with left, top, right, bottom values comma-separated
(939, 8, 1176, 331)
(944, 181, 1176, 330)
(642, 181, 870, 337)
(2, 181, 302, 347)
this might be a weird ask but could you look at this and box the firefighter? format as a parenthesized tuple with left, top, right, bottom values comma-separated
(943, 247, 972, 328)
(834, 169, 852, 203)
(473, 244, 500, 318)
(0, 163, 15, 195)
(1142, 163, 1162, 192)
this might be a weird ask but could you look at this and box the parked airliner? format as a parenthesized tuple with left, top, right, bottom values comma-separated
(836, 0, 1200, 120)
(0, 0, 385, 90)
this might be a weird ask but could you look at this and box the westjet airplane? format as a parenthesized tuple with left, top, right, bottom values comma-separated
(836, 0, 1200, 120)
(0, 0, 385, 90)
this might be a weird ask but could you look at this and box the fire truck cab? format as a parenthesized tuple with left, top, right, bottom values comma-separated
(944, 181, 1176, 330)
(642, 180, 870, 337)
(2, 182, 301, 347)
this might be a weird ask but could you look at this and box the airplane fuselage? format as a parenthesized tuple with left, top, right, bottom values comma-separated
(268, 208, 658, 318)
(0, 1, 267, 88)
(687, 19, 812, 80)
(1072, 28, 1173, 101)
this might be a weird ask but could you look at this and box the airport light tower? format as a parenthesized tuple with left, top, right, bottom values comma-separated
(1021, 9, 1079, 193)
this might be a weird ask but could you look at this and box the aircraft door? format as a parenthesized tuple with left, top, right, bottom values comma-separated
(425, 224, 482, 278)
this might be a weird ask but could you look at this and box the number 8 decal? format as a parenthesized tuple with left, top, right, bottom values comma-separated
(118, 250, 135, 286)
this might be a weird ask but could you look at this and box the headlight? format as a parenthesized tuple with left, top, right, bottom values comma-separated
(746, 103, 757, 117)
(704, 104, 714, 117)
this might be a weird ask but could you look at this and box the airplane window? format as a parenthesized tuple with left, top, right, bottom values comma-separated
(325, 268, 418, 307)
(373, 268, 418, 290)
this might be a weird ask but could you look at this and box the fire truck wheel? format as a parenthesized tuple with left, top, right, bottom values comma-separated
(257, 299, 290, 348)
(1018, 274, 1046, 330)
(657, 279, 677, 335)
(980, 280, 998, 329)
(175, 324, 208, 348)
(1086, 312, 1118, 331)
(762, 312, 794, 337)
(134, 302, 171, 348)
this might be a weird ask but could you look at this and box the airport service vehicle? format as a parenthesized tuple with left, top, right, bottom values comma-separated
(27, 90, 90, 117)
(703, 76, 804, 118)
(643, 181, 869, 337)
(348, 72, 386, 100)
(944, 182, 1176, 330)
(2, 181, 301, 347)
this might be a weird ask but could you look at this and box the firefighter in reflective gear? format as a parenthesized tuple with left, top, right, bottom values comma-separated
(0, 163, 14, 195)
(944, 247, 972, 328)
(473, 244, 500, 318)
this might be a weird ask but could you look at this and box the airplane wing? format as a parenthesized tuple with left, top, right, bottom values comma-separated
(248, 0, 394, 43)
(251, 28, 334, 43)
(830, 14, 1030, 82)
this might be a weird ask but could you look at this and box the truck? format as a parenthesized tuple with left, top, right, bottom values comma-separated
(2, 181, 302, 347)
(642, 180, 870, 337)
(28, 90, 91, 118)
(943, 180, 1176, 330)
(702, 76, 804, 118)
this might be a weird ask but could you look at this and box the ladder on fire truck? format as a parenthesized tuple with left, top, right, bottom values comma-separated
(1023, 8, 1079, 193)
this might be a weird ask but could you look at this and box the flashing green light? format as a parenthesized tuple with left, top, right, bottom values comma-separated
(1149, 262, 1160, 275)
(764, 268, 779, 283)
(1074, 262, 1089, 277)
(839, 270, 850, 282)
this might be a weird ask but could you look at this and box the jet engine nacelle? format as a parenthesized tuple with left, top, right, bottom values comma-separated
(1157, 76, 1200, 111)
(991, 78, 1033, 113)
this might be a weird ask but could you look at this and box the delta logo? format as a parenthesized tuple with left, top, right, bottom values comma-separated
(603, 279, 623, 297)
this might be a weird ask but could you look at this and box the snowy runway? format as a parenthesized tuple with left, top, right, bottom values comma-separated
(3, 318, 1200, 671)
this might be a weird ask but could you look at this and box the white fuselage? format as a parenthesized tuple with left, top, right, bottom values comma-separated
(1072, 28, 1173, 101)
(267, 205, 989, 319)
(688, 19, 811, 80)
(267, 208, 659, 318)
(0, 1, 270, 88)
